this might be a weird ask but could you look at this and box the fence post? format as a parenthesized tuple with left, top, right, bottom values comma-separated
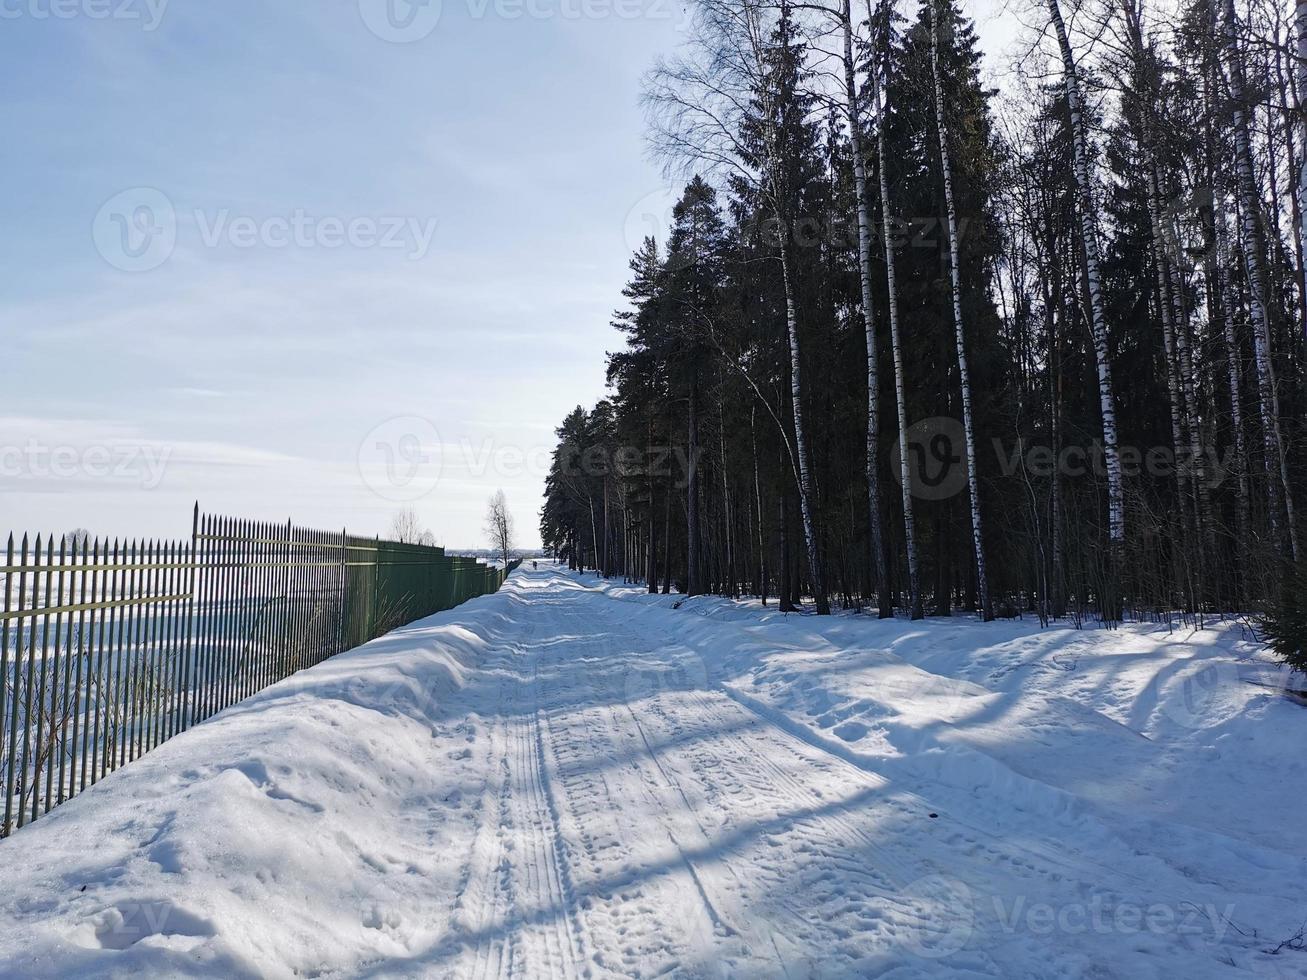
(0, 534, 13, 838)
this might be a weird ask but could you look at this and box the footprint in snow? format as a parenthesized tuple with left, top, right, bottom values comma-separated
(833, 721, 869, 742)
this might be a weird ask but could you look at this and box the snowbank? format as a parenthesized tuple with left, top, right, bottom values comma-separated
(1, 564, 1304, 978)
(0, 591, 517, 978)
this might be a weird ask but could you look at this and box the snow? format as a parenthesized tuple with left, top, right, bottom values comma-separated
(1, 562, 1305, 978)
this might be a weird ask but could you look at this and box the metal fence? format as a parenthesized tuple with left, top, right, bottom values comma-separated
(0, 505, 516, 838)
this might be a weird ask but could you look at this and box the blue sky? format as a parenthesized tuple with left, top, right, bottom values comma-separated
(1, 0, 689, 548)
(1, 0, 1023, 550)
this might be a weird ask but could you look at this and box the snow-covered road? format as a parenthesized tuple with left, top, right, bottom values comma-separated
(438, 575, 945, 978)
(2, 563, 1305, 978)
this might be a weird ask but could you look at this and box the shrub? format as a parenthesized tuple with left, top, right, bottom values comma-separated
(1259, 562, 1307, 675)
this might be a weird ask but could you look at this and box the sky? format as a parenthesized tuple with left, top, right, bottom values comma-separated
(1, 0, 1024, 550)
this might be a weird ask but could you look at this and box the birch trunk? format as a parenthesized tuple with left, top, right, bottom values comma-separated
(718, 387, 735, 597)
(1221, 0, 1301, 561)
(752, 406, 767, 603)
(1124, 1, 1211, 538)
(1145, 146, 1214, 582)
(869, 2, 923, 620)
(1214, 194, 1253, 571)
(930, 0, 994, 621)
(647, 423, 659, 593)
(602, 477, 611, 576)
(687, 369, 702, 594)
(1274, 30, 1307, 340)
(1299, 0, 1307, 337)
(1046, 0, 1126, 614)
(1199, 14, 1251, 601)
(843, 0, 891, 617)
(589, 496, 598, 571)
(1145, 160, 1194, 517)
(778, 237, 830, 614)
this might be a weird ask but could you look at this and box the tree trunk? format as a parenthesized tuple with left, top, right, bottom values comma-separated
(777, 236, 830, 614)
(687, 370, 702, 594)
(752, 407, 767, 604)
(1221, 0, 1301, 561)
(869, 5, 923, 620)
(602, 477, 611, 577)
(843, 0, 892, 618)
(1046, 0, 1126, 615)
(930, 0, 994, 622)
(1299, 0, 1307, 340)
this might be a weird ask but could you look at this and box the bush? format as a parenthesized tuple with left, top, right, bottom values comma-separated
(1259, 562, 1307, 674)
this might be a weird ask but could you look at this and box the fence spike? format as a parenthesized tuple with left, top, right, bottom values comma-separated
(0, 506, 500, 836)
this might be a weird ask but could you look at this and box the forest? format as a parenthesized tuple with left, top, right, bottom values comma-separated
(538, 0, 1307, 664)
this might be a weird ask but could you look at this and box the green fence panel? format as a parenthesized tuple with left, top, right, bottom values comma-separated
(0, 506, 513, 838)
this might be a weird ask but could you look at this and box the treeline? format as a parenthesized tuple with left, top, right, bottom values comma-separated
(540, 0, 1307, 638)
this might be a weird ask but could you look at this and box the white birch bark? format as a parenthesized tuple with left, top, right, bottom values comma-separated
(1210, 180, 1255, 560)
(729, 0, 829, 613)
(778, 237, 830, 613)
(869, 0, 923, 620)
(1221, 0, 1301, 561)
(1121, 0, 1212, 598)
(1046, 0, 1126, 562)
(930, 0, 993, 621)
(842, 0, 891, 617)
(1145, 162, 1194, 512)
(1299, 0, 1307, 334)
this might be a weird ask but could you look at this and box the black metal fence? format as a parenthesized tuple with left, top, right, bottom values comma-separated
(0, 505, 516, 838)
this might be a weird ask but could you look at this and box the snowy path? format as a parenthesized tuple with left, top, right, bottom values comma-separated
(2, 564, 1305, 978)
(433, 582, 936, 978)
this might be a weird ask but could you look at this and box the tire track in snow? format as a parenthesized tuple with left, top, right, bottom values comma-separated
(534, 620, 736, 976)
(446, 617, 588, 980)
(599, 620, 1006, 976)
(455, 577, 1012, 975)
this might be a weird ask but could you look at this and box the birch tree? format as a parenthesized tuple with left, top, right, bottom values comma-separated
(1044, 0, 1127, 610)
(484, 491, 515, 571)
(1220, 0, 1301, 561)
(871, 0, 924, 620)
(841, 0, 891, 616)
(930, 0, 994, 621)
(646, 0, 832, 613)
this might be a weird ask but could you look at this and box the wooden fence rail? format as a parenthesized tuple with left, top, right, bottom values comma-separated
(0, 505, 516, 838)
